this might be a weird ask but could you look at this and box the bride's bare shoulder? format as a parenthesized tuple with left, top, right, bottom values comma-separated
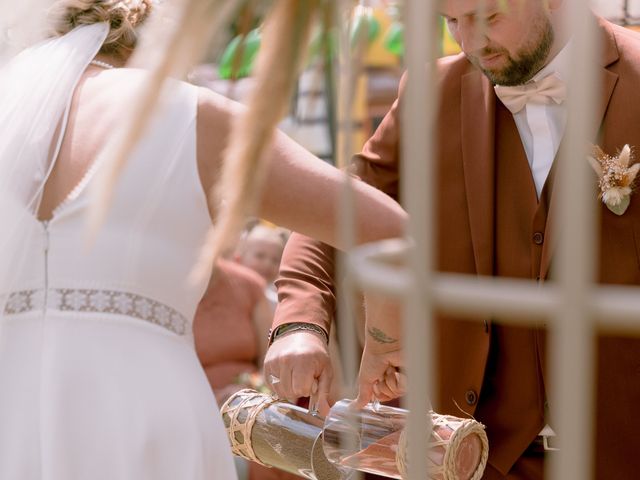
(83, 69, 247, 147)
(79, 67, 151, 100)
(196, 86, 245, 128)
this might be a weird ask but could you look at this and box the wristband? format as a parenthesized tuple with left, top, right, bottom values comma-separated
(268, 322, 329, 346)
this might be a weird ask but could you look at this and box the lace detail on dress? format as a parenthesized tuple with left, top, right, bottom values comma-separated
(3, 289, 188, 335)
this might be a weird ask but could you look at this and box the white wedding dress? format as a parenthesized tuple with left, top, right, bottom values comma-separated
(0, 71, 238, 479)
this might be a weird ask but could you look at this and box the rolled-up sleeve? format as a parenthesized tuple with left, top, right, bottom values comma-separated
(272, 73, 405, 334)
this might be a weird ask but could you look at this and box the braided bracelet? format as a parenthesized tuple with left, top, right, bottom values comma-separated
(268, 322, 329, 346)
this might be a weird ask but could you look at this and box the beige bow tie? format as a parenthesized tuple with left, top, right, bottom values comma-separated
(494, 74, 567, 114)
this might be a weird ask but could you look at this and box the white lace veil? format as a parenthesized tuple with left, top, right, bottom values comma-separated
(0, 22, 109, 316)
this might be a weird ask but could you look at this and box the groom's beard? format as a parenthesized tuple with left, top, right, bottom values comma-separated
(467, 16, 554, 86)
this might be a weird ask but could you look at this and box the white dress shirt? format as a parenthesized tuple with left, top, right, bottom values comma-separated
(504, 42, 572, 198)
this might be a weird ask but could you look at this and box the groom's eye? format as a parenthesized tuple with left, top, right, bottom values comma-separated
(444, 16, 458, 29)
(486, 13, 499, 24)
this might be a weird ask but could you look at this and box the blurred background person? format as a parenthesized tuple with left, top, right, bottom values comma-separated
(194, 259, 272, 406)
(193, 258, 300, 480)
(234, 222, 289, 307)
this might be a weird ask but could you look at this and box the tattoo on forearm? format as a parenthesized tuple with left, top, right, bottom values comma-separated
(367, 327, 398, 344)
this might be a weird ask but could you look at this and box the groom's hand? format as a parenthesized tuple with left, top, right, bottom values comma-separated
(355, 292, 405, 408)
(355, 344, 405, 408)
(264, 331, 333, 415)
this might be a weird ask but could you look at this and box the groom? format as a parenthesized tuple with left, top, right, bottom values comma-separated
(265, 0, 640, 478)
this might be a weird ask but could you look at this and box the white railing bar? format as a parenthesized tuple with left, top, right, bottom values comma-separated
(349, 245, 640, 331)
(335, 2, 367, 478)
(335, 0, 361, 402)
(549, 0, 600, 476)
(401, 0, 437, 478)
(592, 287, 640, 331)
(433, 274, 554, 321)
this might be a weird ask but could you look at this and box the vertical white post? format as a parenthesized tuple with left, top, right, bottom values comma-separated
(549, 1, 599, 479)
(335, 2, 364, 478)
(401, 0, 438, 478)
(335, 0, 359, 401)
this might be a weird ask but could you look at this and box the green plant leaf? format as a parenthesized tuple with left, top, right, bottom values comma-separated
(383, 21, 404, 56)
(218, 28, 262, 79)
(350, 10, 381, 49)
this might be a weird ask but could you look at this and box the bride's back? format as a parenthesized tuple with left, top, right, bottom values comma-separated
(37, 0, 163, 221)
(38, 67, 151, 221)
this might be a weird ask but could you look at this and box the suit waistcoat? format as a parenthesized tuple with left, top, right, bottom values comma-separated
(474, 101, 548, 474)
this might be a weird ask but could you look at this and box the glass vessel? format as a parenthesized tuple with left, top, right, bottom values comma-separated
(222, 390, 351, 480)
(322, 400, 487, 480)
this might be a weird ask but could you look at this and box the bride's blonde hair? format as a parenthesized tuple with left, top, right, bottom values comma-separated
(49, 0, 153, 54)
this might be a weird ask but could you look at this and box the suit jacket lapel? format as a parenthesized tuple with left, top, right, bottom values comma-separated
(539, 20, 620, 280)
(461, 70, 496, 276)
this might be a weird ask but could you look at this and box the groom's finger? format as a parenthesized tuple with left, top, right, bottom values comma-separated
(267, 371, 285, 400)
(277, 367, 298, 403)
(373, 378, 395, 401)
(389, 370, 407, 396)
(310, 368, 333, 417)
(291, 364, 317, 400)
(355, 379, 374, 408)
(382, 367, 404, 397)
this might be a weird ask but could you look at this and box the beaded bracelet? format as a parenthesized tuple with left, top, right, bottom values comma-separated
(268, 322, 329, 346)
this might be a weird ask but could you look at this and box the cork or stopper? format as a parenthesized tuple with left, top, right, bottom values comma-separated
(454, 433, 483, 480)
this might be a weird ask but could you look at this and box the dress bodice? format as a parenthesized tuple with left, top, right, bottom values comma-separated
(5, 80, 211, 334)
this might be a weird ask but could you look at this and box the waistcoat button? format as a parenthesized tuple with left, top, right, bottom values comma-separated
(533, 232, 544, 245)
(465, 389, 478, 405)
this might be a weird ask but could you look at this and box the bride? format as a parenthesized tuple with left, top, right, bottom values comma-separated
(0, 1, 405, 479)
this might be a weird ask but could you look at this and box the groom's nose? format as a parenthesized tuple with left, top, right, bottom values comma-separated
(457, 20, 489, 54)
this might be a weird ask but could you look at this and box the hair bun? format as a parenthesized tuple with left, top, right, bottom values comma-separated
(49, 0, 153, 55)
(125, 0, 152, 28)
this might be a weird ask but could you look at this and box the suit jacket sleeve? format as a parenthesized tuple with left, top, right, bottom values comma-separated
(272, 76, 404, 335)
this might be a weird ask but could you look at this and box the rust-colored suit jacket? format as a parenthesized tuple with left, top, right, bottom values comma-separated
(274, 17, 640, 478)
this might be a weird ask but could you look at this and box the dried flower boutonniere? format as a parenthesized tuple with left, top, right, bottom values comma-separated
(588, 144, 640, 216)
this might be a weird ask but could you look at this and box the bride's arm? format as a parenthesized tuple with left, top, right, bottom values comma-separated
(256, 129, 407, 248)
(196, 87, 407, 251)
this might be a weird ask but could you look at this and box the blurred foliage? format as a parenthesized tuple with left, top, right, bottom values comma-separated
(218, 28, 261, 79)
(383, 20, 403, 56)
(383, 16, 461, 58)
(217, 1, 464, 80)
(350, 6, 382, 48)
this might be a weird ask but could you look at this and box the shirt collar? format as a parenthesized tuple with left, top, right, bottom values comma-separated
(532, 39, 573, 83)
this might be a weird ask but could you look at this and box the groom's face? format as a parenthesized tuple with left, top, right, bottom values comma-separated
(441, 0, 556, 86)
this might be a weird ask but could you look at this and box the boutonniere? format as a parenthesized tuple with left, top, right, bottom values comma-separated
(588, 144, 640, 216)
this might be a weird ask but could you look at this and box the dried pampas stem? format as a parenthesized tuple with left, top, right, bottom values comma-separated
(191, 0, 321, 283)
